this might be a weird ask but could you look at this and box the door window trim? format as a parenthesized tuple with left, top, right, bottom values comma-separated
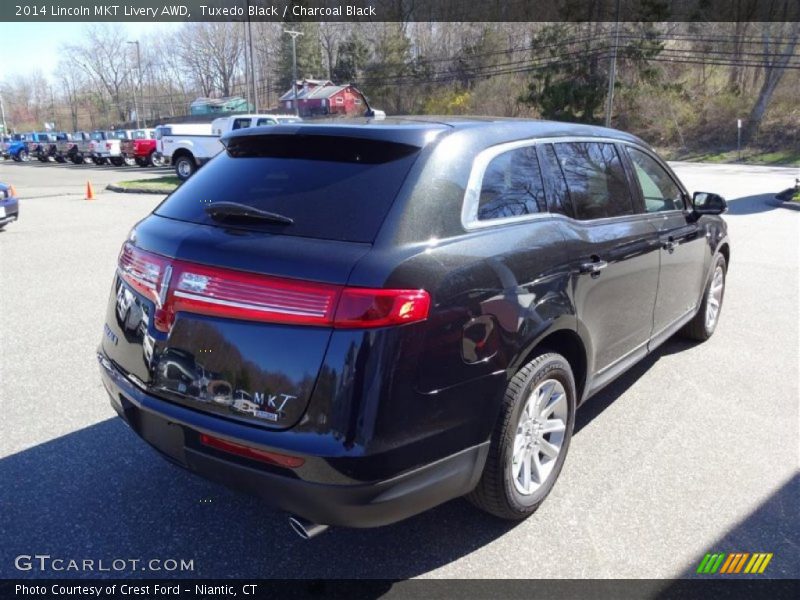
(461, 136, 689, 231)
(461, 139, 551, 230)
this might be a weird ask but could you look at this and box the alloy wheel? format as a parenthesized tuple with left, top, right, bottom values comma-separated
(511, 378, 568, 495)
(705, 266, 724, 331)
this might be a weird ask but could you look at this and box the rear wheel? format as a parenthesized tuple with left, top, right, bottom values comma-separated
(468, 352, 576, 520)
(55, 156, 66, 163)
(19, 150, 29, 162)
(123, 156, 137, 167)
(174, 155, 196, 180)
(681, 254, 727, 341)
(71, 154, 84, 165)
(149, 152, 164, 168)
(92, 157, 106, 165)
(110, 157, 125, 167)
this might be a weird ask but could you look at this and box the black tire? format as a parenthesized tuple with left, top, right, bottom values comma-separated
(71, 154, 83, 165)
(135, 157, 147, 167)
(174, 155, 196, 180)
(110, 157, 125, 167)
(468, 351, 576, 520)
(148, 152, 164, 168)
(55, 156, 66, 163)
(92, 157, 106, 165)
(19, 150, 29, 162)
(680, 254, 727, 341)
(123, 156, 137, 167)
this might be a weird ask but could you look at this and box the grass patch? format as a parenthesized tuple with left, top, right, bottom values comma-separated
(114, 176, 181, 193)
(660, 148, 800, 166)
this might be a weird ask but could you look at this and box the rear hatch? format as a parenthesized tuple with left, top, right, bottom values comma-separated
(101, 130, 426, 429)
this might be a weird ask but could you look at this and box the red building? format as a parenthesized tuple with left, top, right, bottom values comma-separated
(279, 79, 367, 117)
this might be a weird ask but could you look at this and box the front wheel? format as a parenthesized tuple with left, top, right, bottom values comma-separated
(109, 157, 125, 167)
(123, 156, 137, 167)
(19, 150, 29, 162)
(681, 254, 727, 341)
(468, 352, 576, 520)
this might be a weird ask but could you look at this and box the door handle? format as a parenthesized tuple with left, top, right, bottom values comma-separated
(663, 237, 676, 252)
(579, 259, 608, 274)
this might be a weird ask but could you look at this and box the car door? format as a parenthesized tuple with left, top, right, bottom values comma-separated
(540, 141, 662, 389)
(622, 145, 708, 342)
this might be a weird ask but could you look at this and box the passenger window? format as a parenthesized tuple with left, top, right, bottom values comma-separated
(232, 118, 252, 130)
(540, 144, 572, 216)
(626, 148, 685, 212)
(553, 142, 634, 220)
(477, 146, 546, 221)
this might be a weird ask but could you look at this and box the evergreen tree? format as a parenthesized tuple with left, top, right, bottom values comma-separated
(277, 22, 323, 91)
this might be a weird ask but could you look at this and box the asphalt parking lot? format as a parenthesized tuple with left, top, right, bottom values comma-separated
(0, 158, 797, 580)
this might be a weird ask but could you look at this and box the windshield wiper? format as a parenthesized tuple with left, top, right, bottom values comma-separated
(204, 201, 294, 225)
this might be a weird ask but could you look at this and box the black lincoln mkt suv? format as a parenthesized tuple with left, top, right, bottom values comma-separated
(98, 117, 729, 538)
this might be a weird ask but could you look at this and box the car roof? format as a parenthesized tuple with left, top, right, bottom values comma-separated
(223, 116, 646, 148)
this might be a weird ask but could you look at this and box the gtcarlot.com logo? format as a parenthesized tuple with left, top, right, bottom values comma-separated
(15, 554, 195, 573)
(696, 552, 773, 575)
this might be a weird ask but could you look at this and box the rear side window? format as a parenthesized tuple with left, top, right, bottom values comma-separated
(154, 135, 420, 243)
(540, 144, 572, 216)
(477, 146, 546, 221)
(231, 118, 252, 130)
(553, 142, 634, 220)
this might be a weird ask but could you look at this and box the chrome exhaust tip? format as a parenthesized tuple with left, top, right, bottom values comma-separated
(289, 516, 329, 540)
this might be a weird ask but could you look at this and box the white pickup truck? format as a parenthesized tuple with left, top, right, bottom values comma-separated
(88, 129, 138, 166)
(158, 114, 301, 180)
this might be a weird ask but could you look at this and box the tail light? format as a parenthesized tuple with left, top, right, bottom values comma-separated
(117, 243, 430, 332)
(200, 434, 304, 468)
(105, 142, 112, 150)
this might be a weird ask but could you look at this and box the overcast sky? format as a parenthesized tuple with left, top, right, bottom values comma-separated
(0, 22, 182, 82)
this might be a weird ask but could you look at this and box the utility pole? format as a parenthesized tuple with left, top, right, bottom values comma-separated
(127, 40, 143, 128)
(284, 29, 304, 117)
(246, 1, 258, 111)
(243, 21, 251, 107)
(604, 0, 622, 128)
(0, 93, 6, 134)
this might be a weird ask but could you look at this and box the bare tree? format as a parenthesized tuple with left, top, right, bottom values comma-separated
(179, 23, 244, 98)
(64, 24, 132, 122)
(57, 59, 85, 131)
(744, 20, 800, 143)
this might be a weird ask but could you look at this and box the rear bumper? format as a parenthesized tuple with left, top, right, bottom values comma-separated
(98, 353, 488, 528)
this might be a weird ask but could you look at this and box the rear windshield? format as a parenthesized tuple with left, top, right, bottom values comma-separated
(154, 135, 420, 243)
(91, 132, 106, 140)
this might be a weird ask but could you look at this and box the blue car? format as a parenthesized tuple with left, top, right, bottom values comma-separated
(0, 182, 19, 230)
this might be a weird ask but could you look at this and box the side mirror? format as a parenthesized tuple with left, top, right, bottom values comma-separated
(692, 192, 728, 215)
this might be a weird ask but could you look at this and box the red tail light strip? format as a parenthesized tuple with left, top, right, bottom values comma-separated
(117, 242, 430, 332)
(200, 434, 305, 468)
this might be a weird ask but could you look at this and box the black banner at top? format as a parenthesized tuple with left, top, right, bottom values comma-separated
(1, 0, 799, 22)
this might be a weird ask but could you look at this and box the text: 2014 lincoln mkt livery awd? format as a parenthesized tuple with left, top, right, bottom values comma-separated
(98, 118, 729, 538)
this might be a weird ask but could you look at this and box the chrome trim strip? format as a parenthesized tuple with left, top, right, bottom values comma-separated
(172, 290, 327, 317)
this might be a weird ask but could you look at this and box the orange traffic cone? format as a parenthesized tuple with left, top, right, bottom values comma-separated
(85, 181, 94, 201)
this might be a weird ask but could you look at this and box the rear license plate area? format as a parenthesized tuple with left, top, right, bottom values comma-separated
(136, 409, 187, 467)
